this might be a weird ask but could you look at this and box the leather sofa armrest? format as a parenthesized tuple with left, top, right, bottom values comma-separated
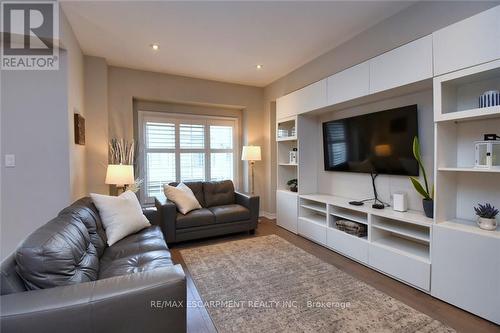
(0, 265, 186, 333)
(143, 207, 159, 225)
(155, 198, 177, 243)
(235, 192, 259, 228)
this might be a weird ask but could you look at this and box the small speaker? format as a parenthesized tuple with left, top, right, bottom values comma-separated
(393, 192, 408, 212)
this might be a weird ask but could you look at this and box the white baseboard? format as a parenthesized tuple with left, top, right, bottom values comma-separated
(259, 211, 276, 219)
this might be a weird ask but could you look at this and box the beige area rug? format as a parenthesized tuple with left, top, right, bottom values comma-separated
(180, 235, 454, 333)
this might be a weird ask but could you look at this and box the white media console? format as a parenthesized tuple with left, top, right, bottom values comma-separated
(298, 194, 432, 291)
(276, 6, 500, 324)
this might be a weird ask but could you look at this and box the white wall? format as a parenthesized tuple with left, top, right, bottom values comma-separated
(60, 9, 86, 200)
(0, 9, 85, 259)
(317, 90, 434, 212)
(0, 54, 71, 259)
(84, 56, 108, 194)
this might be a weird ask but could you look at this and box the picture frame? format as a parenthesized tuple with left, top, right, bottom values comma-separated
(74, 113, 85, 145)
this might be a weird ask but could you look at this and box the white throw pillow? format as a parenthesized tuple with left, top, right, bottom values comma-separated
(90, 190, 151, 246)
(163, 183, 202, 214)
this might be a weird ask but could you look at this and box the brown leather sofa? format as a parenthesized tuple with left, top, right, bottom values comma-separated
(156, 180, 259, 243)
(0, 197, 186, 333)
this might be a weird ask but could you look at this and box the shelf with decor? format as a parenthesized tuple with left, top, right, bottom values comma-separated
(432, 56, 500, 324)
(434, 59, 500, 122)
(434, 59, 500, 230)
(276, 117, 297, 141)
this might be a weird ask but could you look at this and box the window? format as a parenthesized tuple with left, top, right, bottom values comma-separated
(139, 112, 238, 201)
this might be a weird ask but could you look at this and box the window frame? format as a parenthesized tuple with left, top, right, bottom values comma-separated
(138, 111, 239, 202)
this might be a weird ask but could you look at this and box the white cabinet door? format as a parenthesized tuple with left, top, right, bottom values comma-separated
(327, 228, 368, 264)
(369, 35, 433, 94)
(276, 190, 298, 233)
(276, 79, 327, 119)
(298, 218, 327, 245)
(327, 62, 369, 105)
(369, 243, 431, 291)
(433, 6, 500, 76)
(431, 224, 500, 324)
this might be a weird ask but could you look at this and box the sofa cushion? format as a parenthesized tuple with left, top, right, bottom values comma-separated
(164, 183, 202, 214)
(98, 250, 174, 279)
(169, 181, 205, 207)
(176, 208, 215, 229)
(58, 197, 107, 257)
(101, 226, 168, 261)
(15, 215, 99, 290)
(209, 204, 250, 224)
(203, 180, 235, 207)
(90, 191, 151, 246)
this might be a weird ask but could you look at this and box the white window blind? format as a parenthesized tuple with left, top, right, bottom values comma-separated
(210, 125, 233, 149)
(146, 122, 175, 149)
(180, 124, 204, 148)
(140, 113, 238, 201)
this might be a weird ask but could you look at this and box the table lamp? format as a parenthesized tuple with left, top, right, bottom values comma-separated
(241, 146, 261, 194)
(105, 164, 135, 194)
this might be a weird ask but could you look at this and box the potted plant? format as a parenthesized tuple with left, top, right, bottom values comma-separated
(409, 137, 434, 218)
(474, 203, 499, 231)
(287, 178, 298, 192)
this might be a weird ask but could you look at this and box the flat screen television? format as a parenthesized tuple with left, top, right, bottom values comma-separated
(322, 104, 419, 176)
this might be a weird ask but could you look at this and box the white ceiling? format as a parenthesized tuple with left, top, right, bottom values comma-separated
(61, 1, 415, 87)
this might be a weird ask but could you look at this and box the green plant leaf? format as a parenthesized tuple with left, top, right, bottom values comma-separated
(412, 137, 420, 162)
(410, 177, 430, 199)
(413, 136, 430, 195)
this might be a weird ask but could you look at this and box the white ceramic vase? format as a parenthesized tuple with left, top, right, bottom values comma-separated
(477, 217, 498, 231)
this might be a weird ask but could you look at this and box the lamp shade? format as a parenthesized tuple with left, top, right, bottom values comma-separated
(105, 164, 134, 186)
(241, 146, 261, 161)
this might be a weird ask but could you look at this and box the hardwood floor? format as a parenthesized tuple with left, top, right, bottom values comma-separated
(170, 218, 499, 333)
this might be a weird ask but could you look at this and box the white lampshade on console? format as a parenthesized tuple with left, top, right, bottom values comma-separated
(241, 146, 261, 161)
(241, 146, 261, 195)
(105, 164, 135, 187)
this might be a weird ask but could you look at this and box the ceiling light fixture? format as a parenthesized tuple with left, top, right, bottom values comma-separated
(151, 43, 159, 51)
(256, 64, 263, 70)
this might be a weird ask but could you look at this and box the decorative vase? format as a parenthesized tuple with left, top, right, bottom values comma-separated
(290, 186, 298, 193)
(477, 217, 498, 231)
(422, 199, 433, 218)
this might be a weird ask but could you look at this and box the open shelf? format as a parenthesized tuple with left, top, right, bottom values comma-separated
(438, 219, 500, 238)
(438, 167, 500, 173)
(329, 206, 368, 225)
(277, 118, 297, 141)
(436, 60, 500, 118)
(299, 213, 327, 226)
(328, 216, 368, 239)
(436, 105, 500, 122)
(372, 218, 430, 243)
(276, 189, 298, 196)
(436, 117, 500, 173)
(300, 202, 326, 214)
(279, 163, 298, 166)
(327, 224, 368, 241)
(276, 136, 297, 142)
(372, 235, 430, 262)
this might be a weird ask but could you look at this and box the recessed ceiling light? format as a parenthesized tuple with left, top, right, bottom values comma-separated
(151, 43, 159, 51)
(256, 64, 263, 70)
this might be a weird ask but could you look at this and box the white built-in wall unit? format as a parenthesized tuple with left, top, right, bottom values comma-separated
(275, 6, 500, 324)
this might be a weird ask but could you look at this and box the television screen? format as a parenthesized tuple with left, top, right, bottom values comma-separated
(323, 105, 419, 176)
